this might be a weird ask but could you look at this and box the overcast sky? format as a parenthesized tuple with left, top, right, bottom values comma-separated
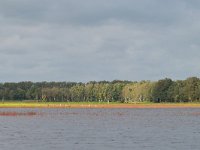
(0, 0, 200, 82)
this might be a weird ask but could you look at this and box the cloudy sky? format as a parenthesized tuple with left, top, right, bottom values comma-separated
(0, 0, 200, 82)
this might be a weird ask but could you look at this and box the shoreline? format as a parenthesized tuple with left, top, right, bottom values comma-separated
(1, 102, 200, 108)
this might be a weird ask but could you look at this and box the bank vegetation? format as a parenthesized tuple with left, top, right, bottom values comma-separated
(0, 77, 200, 103)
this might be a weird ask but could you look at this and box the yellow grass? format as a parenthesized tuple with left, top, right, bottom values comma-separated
(1, 101, 200, 108)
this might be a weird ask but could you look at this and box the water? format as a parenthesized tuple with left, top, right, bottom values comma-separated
(0, 108, 200, 150)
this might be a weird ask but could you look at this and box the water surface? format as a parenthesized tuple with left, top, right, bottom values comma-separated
(0, 108, 200, 150)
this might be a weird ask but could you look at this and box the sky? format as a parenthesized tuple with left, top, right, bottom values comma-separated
(0, 0, 200, 82)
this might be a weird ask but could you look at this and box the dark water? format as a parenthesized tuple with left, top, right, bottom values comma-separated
(0, 108, 200, 150)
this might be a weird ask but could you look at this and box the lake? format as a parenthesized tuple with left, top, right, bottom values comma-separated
(0, 108, 200, 150)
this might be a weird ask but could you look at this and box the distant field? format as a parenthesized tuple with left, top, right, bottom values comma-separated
(1, 101, 200, 108)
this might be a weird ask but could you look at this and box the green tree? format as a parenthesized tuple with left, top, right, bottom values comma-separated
(152, 78, 173, 102)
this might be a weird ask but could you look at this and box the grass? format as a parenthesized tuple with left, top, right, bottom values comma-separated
(0, 101, 121, 108)
(1, 101, 200, 108)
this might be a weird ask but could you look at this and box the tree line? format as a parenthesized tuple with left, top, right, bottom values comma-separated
(0, 77, 200, 103)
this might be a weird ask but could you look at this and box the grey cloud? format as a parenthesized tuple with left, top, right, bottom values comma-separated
(0, 0, 192, 26)
(0, 0, 200, 82)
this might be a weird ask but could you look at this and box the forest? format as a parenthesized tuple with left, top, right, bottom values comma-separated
(0, 77, 200, 103)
